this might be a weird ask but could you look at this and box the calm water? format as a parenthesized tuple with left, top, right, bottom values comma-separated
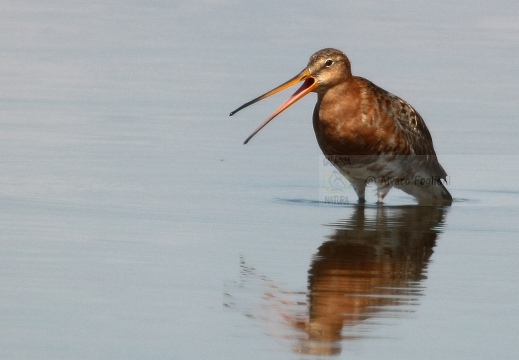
(1, 1, 518, 359)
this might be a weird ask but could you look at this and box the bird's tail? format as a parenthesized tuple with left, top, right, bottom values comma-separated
(398, 175, 452, 206)
(438, 181, 453, 203)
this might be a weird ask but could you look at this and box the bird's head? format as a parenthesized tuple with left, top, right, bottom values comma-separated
(230, 48, 352, 144)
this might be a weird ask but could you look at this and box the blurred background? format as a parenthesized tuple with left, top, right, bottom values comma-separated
(1, 1, 518, 359)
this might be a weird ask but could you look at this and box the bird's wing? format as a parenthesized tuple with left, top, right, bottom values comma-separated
(372, 82, 448, 179)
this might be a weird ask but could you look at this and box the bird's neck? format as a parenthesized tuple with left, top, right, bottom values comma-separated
(313, 80, 366, 155)
(317, 80, 362, 122)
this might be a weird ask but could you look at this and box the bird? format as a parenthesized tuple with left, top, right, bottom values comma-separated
(230, 48, 452, 205)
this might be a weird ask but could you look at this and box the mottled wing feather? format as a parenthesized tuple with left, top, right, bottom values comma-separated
(373, 82, 448, 179)
(389, 95, 434, 152)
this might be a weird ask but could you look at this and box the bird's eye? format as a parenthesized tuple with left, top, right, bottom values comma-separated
(325, 59, 333, 67)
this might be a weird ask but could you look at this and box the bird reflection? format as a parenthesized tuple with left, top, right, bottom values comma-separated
(224, 205, 448, 356)
(293, 205, 448, 355)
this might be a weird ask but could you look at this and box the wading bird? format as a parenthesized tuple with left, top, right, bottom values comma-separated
(230, 48, 452, 205)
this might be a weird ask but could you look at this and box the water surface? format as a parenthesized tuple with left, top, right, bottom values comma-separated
(1, 1, 518, 359)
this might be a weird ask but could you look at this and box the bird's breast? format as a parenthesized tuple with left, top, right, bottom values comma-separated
(313, 86, 410, 157)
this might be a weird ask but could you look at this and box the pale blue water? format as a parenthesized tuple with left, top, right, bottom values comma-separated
(1, 1, 518, 359)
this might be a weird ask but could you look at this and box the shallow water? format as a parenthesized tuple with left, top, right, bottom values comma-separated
(1, 1, 519, 359)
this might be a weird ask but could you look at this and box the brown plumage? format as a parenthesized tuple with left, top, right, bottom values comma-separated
(230, 48, 452, 205)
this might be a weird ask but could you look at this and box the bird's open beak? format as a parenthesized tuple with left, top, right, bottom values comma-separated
(229, 69, 317, 144)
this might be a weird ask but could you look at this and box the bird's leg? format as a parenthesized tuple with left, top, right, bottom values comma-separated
(377, 186, 391, 204)
(345, 177, 366, 204)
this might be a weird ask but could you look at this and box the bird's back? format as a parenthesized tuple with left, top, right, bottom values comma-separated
(314, 76, 448, 180)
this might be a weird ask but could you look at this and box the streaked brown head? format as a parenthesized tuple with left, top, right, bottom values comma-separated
(306, 48, 352, 93)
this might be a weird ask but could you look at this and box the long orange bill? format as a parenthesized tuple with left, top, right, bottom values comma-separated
(229, 69, 317, 144)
